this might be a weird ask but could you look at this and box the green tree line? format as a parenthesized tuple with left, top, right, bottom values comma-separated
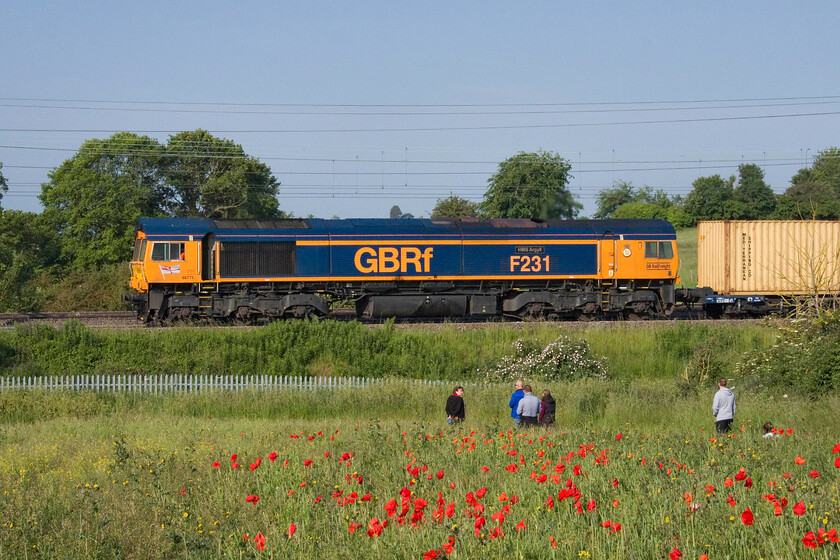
(1, 136, 840, 311)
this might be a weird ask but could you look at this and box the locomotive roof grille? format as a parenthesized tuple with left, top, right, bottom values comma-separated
(212, 219, 309, 229)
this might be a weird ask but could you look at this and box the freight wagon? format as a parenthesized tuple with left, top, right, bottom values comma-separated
(686, 220, 840, 317)
(126, 217, 680, 322)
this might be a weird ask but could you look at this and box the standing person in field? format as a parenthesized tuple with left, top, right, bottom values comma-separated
(516, 385, 541, 427)
(446, 386, 465, 424)
(539, 389, 555, 427)
(712, 377, 736, 433)
(509, 380, 525, 428)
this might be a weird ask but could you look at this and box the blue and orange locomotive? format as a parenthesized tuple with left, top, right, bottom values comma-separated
(127, 217, 680, 321)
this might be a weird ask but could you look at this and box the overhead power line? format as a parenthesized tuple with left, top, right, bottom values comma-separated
(2, 94, 839, 107)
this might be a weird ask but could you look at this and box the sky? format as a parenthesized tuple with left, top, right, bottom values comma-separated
(2, 1, 839, 219)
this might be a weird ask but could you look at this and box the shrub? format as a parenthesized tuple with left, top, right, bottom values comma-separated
(737, 312, 840, 396)
(486, 334, 609, 382)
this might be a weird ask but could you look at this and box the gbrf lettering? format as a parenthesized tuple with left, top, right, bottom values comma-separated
(354, 246, 434, 273)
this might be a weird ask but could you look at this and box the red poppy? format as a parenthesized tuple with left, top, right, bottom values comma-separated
(442, 536, 455, 554)
(245, 494, 259, 504)
(474, 516, 485, 537)
(212, 461, 220, 469)
(516, 519, 526, 532)
(253, 532, 266, 551)
(481, 466, 490, 472)
(304, 459, 313, 467)
(741, 508, 754, 525)
(361, 493, 372, 502)
(437, 470, 444, 480)
(231, 463, 239, 469)
(835, 456, 840, 469)
(549, 536, 557, 550)
(348, 522, 361, 534)
(611, 522, 622, 533)
(724, 478, 734, 487)
(774, 501, 783, 516)
(832, 443, 840, 454)
(616, 433, 622, 441)
(794, 457, 806, 465)
(734, 468, 747, 481)
(744, 477, 753, 488)
(669, 547, 682, 560)
(423, 550, 438, 560)
(793, 501, 806, 516)
(230, 454, 237, 462)
(287, 523, 296, 537)
(809, 470, 820, 478)
(476, 488, 487, 499)
(587, 499, 597, 512)
(268, 452, 278, 462)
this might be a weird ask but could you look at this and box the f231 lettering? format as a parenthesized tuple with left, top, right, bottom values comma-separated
(510, 255, 550, 272)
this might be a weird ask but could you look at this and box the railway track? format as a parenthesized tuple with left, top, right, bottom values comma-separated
(0, 311, 139, 329)
(0, 309, 771, 330)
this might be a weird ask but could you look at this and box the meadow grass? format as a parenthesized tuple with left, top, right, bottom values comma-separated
(1, 319, 776, 385)
(1, 383, 838, 559)
(677, 227, 698, 288)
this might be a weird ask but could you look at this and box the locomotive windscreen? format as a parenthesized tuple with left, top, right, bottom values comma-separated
(219, 242, 296, 277)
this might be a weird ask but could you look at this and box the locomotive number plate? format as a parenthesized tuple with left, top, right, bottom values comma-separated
(510, 255, 550, 272)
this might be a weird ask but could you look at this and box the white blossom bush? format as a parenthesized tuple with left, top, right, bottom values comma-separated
(486, 335, 609, 382)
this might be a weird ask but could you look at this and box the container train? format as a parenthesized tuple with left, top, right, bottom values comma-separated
(688, 220, 840, 317)
(125, 218, 840, 323)
(126, 217, 680, 322)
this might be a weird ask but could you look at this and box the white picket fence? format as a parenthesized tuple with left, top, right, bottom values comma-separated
(0, 374, 486, 394)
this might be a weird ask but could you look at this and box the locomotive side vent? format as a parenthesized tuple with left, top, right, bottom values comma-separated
(219, 242, 296, 277)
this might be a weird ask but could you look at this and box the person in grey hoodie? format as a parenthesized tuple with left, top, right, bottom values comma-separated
(516, 385, 542, 427)
(712, 378, 736, 433)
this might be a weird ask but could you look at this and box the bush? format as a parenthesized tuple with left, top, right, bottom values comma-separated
(486, 334, 609, 382)
(737, 312, 840, 396)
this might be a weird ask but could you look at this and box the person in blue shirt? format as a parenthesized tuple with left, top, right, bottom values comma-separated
(508, 380, 524, 428)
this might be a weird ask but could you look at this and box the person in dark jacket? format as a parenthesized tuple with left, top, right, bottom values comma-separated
(539, 389, 556, 426)
(446, 386, 465, 423)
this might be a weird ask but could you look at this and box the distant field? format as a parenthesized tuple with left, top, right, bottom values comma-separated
(676, 227, 698, 288)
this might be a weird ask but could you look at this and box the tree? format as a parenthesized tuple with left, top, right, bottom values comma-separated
(612, 202, 668, 220)
(593, 181, 635, 218)
(683, 174, 735, 221)
(594, 181, 678, 219)
(431, 195, 479, 218)
(163, 130, 282, 218)
(480, 150, 580, 219)
(39, 133, 168, 269)
(775, 181, 840, 219)
(389, 205, 403, 219)
(0, 162, 8, 208)
(732, 164, 775, 218)
(776, 148, 840, 219)
(0, 210, 60, 310)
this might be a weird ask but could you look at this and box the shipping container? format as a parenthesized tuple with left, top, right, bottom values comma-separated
(698, 221, 840, 295)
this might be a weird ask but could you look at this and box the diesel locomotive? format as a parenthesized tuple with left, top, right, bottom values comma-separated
(126, 217, 680, 322)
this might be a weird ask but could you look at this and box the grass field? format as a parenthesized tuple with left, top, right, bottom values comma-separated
(677, 227, 698, 289)
(1, 384, 839, 559)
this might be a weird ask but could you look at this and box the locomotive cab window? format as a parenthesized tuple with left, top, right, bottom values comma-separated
(132, 239, 147, 261)
(645, 241, 674, 259)
(150, 242, 185, 261)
